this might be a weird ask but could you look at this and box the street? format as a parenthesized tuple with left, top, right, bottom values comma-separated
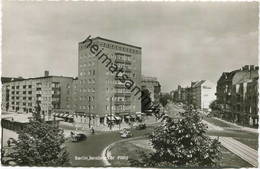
(64, 102, 258, 167)
(65, 125, 155, 167)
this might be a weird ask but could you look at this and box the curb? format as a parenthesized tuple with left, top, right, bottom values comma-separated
(101, 136, 145, 166)
(213, 117, 258, 133)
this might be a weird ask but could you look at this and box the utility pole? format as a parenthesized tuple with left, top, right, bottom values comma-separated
(109, 96, 112, 130)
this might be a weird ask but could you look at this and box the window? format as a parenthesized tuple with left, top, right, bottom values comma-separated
(28, 85, 32, 88)
(23, 85, 26, 89)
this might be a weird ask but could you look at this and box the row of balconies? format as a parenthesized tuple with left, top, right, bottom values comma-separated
(113, 100, 131, 105)
(115, 59, 131, 65)
(114, 92, 131, 97)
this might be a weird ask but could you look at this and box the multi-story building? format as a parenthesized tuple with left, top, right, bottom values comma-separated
(141, 76, 161, 103)
(76, 36, 142, 124)
(191, 80, 216, 110)
(230, 65, 258, 127)
(1, 71, 75, 117)
(171, 85, 191, 105)
(216, 70, 239, 119)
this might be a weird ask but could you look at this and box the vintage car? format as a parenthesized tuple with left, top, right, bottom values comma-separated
(119, 128, 130, 135)
(71, 132, 87, 142)
(120, 131, 133, 138)
(135, 123, 146, 130)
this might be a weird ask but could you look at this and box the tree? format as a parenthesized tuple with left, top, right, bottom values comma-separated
(129, 110, 222, 167)
(209, 100, 222, 111)
(141, 89, 152, 112)
(9, 101, 70, 166)
(159, 93, 171, 107)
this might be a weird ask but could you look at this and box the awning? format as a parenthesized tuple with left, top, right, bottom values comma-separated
(136, 114, 142, 117)
(107, 116, 114, 120)
(67, 115, 74, 119)
(130, 115, 135, 119)
(55, 113, 61, 117)
(61, 114, 67, 118)
(114, 116, 121, 120)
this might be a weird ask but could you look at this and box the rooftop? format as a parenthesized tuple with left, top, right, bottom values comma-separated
(79, 36, 142, 49)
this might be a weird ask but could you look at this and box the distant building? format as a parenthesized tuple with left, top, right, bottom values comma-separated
(141, 76, 161, 103)
(1, 71, 75, 120)
(191, 80, 216, 110)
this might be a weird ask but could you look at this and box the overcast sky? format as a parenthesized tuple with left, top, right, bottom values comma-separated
(2, 1, 258, 92)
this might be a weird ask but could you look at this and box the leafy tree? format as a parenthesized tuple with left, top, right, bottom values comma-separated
(209, 100, 222, 111)
(141, 89, 152, 112)
(9, 101, 70, 166)
(129, 110, 222, 167)
(159, 93, 171, 107)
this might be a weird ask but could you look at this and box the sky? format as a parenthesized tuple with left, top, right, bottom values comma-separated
(2, 1, 259, 92)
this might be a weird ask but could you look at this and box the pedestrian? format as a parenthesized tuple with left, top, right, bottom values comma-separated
(91, 125, 95, 134)
(7, 139, 11, 147)
(70, 131, 74, 138)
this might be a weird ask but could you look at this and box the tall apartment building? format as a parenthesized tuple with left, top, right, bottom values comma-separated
(141, 76, 161, 103)
(76, 36, 142, 124)
(191, 80, 216, 110)
(1, 71, 74, 116)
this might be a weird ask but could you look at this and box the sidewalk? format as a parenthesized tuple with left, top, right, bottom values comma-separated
(214, 117, 258, 133)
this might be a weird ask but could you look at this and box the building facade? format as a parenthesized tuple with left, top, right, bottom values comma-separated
(191, 80, 216, 110)
(141, 76, 161, 103)
(1, 71, 74, 117)
(230, 65, 258, 127)
(215, 70, 238, 120)
(76, 36, 142, 124)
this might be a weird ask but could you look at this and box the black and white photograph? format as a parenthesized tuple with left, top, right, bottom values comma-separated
(1, 0, 259, 168)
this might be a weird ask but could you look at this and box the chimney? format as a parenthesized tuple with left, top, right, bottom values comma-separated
(44, 70, 49, 77)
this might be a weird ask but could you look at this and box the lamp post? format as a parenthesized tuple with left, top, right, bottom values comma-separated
(109, 96, 113, 130)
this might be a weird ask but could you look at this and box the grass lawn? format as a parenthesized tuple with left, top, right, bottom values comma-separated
(220, 146, 253, 167)
(109, 140, 153, 167)
(204, 117, 239, 128)
(232, 137, 258, 150)
(109, 138, 253, 168)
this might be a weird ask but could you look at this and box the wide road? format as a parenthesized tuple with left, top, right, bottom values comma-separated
(65, 126, 155, 167)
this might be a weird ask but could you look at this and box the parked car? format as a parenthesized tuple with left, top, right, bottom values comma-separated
(120, 130, 133, 138)
(119, 128, 131, 135)
(135, 123, 146, 130)
(71, 133, 87, 142)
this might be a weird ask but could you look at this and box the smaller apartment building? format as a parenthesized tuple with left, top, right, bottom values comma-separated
(1, 71, 75, 116)
(191, 80, 216, 110)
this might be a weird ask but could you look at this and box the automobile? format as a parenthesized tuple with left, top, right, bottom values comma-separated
(119, 128, 131, 135)
(71, 133, 87, 142)
(135, 123, 146, 130)
(120, 130, 133, 138)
